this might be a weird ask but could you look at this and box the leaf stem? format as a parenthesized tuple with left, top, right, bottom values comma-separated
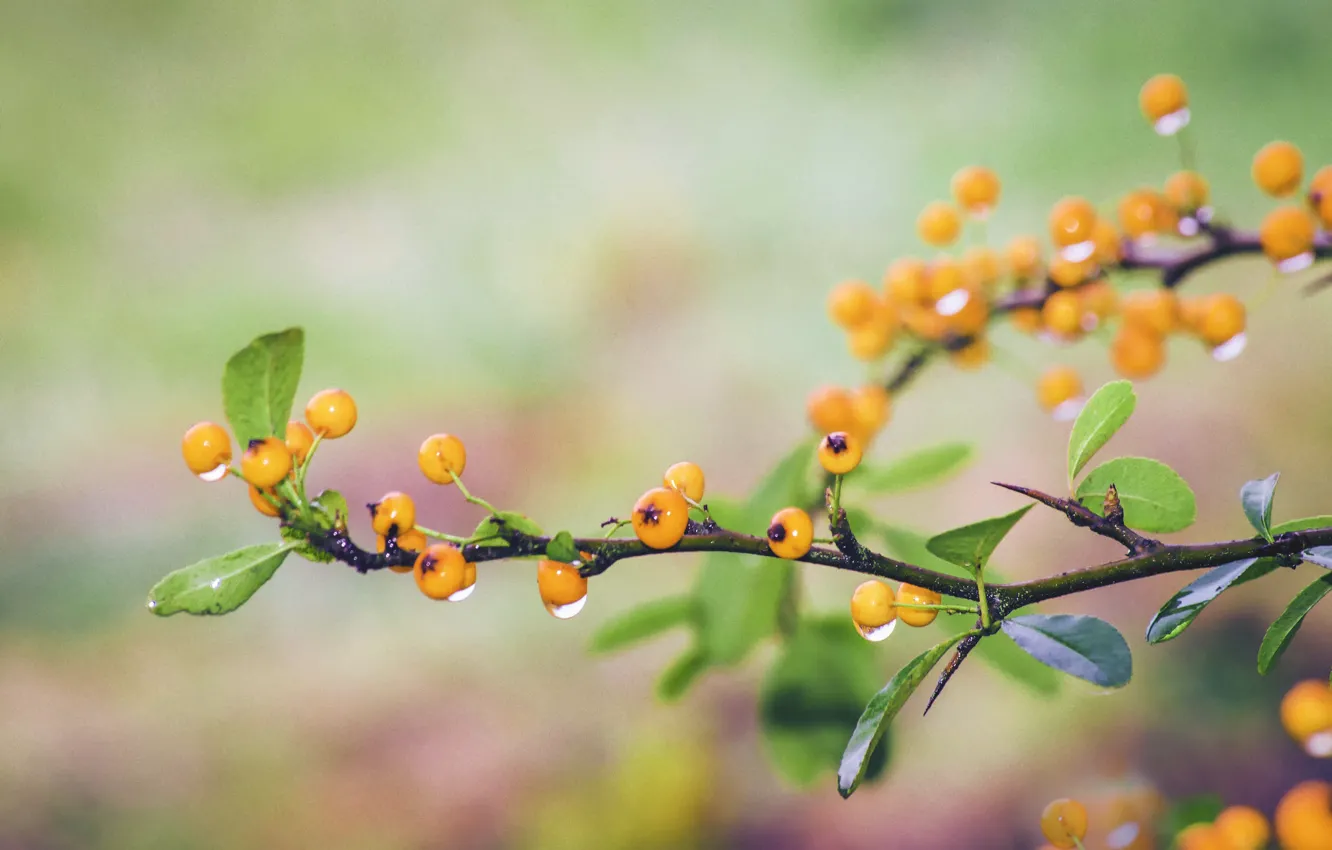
(975, 572, 992, 630)
(451, 473, 499, 515)
(295, 432, 324, 495)
(414, 525, 470, 544)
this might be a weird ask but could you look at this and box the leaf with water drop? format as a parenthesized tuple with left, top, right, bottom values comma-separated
(147, 542, 295, 617)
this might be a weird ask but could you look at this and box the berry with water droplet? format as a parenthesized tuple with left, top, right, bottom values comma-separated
(850, 580, 896, 641)
(369, 491, 416, 537)
(305, 388, 357, 438)
(1196, 294, 1245, 347)
(1040, 798, 1089, 849)
(1281, 680, 1332, 757)
(767, 507, 813, 560)
(1049, 197, 1098, 249)
(632, 487, 690, 550)
(241, 437, 292, 489)
(182, 421, 232, 481)
(1037, 365, 1083, 414)
(1139, 74, 1189, 134)
(1260, 205, 1317, 269)
(538, 558, 588, 619)
(413, 543, 468, 600)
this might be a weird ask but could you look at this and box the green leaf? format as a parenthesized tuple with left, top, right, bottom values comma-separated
(311, 489, 349, 529)
(546, 531, 578, 563)
(1303, 548, 1332, 569)
(695, 553, 793, 665)
(1145, 558, 1269, 644)
(971, 632, 1062, 695)
(1157, 794, 1224, 846)
(656, 645, 710, 702)
(762, 617, 885, 788)
(1258, 573, 1332, 674)
(1074, 457, 1196, 533)
(1240, 473, 1280, 542)
(588, 595, 695, 654)
(1001, 614, 1132, 688)
(279, 525, 334, 563)
(854, 442, 974, 494)
(744, 437, 820, 529)
(147, 543, 294, 617)
(838, 631, 967, 797)
(470, 511, 545, 546)
(925, 504, 1033, 576)
(222, 328, 305, 448)
(1067, 380, 1136, 481)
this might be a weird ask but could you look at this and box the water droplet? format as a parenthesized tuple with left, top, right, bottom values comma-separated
(209, 578, 222, 590)
(1305, 730, 1332, 758)
(1106, 822, 1140, 849)
(935, 289, 970, 317)
(1153, 107, 1190, 136)
(197, 463, 228, 482)
(1177, 217, 1200, 237)
(854, 618, 896, 642)
(1278, 252, 1314, 274)
(545, 594, 587, 620)
(1060, 241, 1095, 263)
(1053, 398, 1085, 422)
(1211, 332, 1247, 362)
(146, 599, 158, 610)
(446, 584, 475, 603)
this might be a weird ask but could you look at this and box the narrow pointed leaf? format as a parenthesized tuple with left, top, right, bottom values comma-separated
(656, 645, 709, 702)
(838, 632, 967, 797)
(147, 542, 295, 617)
(1240, 473, 1280, 542)
(1302, 547, 1332, 569)
(1075, 457, 1196, 533)
(854, 442, 974, 494)
(1258, 573, 1332, 674)
(1001, 614, 1132, 688)
(926, 504, 1033, 576)
(222, 328, 304, 447)
(1067, 380, 1136, 481)
(1145, 558, 1267, 643)
(588, 595, 695, 654)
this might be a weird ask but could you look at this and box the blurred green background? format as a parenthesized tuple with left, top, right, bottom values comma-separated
(3, 1, 1332, 847)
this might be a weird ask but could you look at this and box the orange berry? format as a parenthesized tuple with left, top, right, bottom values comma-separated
(951, 165, 1001, 215)
(1196, 293, 1245, 347)
(1165, 170, 1210, 210)
(962, 245, 1001, 288)
(1010, 306, 1042, 334)
(182, 421, 232, 481)
(1281, 680, 1332, 754)
(1092, 219, 1122, 265)
(1042, 290, 1084, 337)
(369, 491, 416, 537)
(767, 507, 813, 559)
(1253, 140, 1304, 198)
(1118, 188, 1170, 238)
(1007, 235, 1043, 279)
(1275, 780, 1332, 850)
(1213, 805, 1270, 850)
(927, 257, 970, 302)
(1037, 365, 1082, 413)
(827, 279, 879, 329)
(806, 385, 856, 434)
(896, 583, 941, 627)
(1111, 324, 1166, 380)
(1309, 165, 1332, 229)
(304, 388, 357, 439)
(949, 337, 990, 370)
(663, 461, 705, 503)
(884, 257, 929, 305)
(1260, 205, 1317, 265)
(1178, 296, 1208, 333)
(419, 433, 467, 485)
(1139, 74, 1189, 131)
(240, 436, 292, 489)
(413, 543, 468, 600)
(1175, 823, 1224, 850)
(1040, 798, 1090, 849)
(901, 304, 948, 341)
(850, 580, 896, 639)
(537, 558, 588, 611)
(1049, 255, 1096, 288)
(849, 385, 892, 437)
(1080, 281, 1119, 320)
(917, 201, 962, 247)
(632, 487, 690, 550)
(285, 420, 315, 464)
(248, 484, 281, 518)
(1120, 289, 1178, 335)
(818, 431, 863, 475)
(847, 317, 896, 361)
(1049, 196, 1098, 248)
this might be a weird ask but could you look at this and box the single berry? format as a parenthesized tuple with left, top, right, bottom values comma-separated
(248, 484, 281, 517)
(951, 165, 1001, 215)
(896, 583, 941, 627)
(537, 558, 588, 614)
(182, 421, 232, 481)
(1118, 188, 1171, 238)
(849, 385, 892, 439)
(419, 433, 467, 485)
(937, 285, 989, 336)
(1213, 805, 1270, 850)
(1048, 196, 1098, 248)
(413, 543, 468, 600)
(1165, 170, 1210, 210)
(1260, 205, 1317, 266)
(1049, 255, 1096, 288)
(1120, 289, 1178, 336)
(1037, 365, 1082, 413)
(305, 388, 357, 439)
(884, 257, 929, 305)
(847, 318, 896, 362)
(1007, 235, 1043, 279)
(1041, 290, 1085, 338)
(767, 507, 813, 559)
(241, 436, 292, 489)
(1275, 780, 1332, 850)
(369, 491, 416, 537)
(927, 257, 970, 302)
(1196, 293, 1245, 347)
(949, 337, 990, 371)
(1281, 680, 1332, 756)
(1175, 823, 1222, 850)
(632, 487, 690, 550)
(1309, 165, 1332, 229)
(818, 431, 863, 475)
(1111, 324, 1166, 380)
(1039, 798, 1090, 849)
(827, 279, 879, 329)
(850, 580, 896, 640)
(917, 201, 962, 247)
(663, 461, 705, 503)
(1139, 73, 1189, 133)
(285, 420, 315, 464)
(807, 385, 856, 435)
(1253, 140, 1304, 198)
(962, 245, 1001, 288)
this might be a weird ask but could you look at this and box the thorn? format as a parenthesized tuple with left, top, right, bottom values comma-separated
(924, 633, 981, 716)
(992, 481, 1069, 513)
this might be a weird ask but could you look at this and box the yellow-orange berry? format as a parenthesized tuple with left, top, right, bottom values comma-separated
(419, 433, 467, 485)
(1275, 780, 1332, 850)
(951, 165, 1001, 215)
(850, 580, 896, 638)
(248, 485, 280, 518)
(413, 543, 468, 600)
(884, 257, 930, 305)
(1175, 823, 1223, 850)
(1010, 306, 1042, 334)
(1049, 255, 1096, 288)
(827, 279, 879, 329)
(927, 257, 970, 302)
(847, 318, 896, 361)
(896, 583, 941, 627)
(962, 245, 1002, 288)
(663, 461, 705, 503)
(1178, 296, 1208, 334)
(285, 420, 315, 464)
(1253, 140, 1304, 198)
(369, 491, 416, 537)
(1007, 235, 1043, 279)
(1092, 219, 1122, 265)
(1119, 189, 1167, 239)
(1111, 324, 1166, 380)
(917, 201, 962, 247)
(378, 527, 429, 573)
(1049, 196, 1098, 248)
(1042, 290, 1084, 337)
(632, 487, 690, 550)
(1037, 365, 1082, 413)
(849, 385, 892, 438)
(901, 304, 948, 341)
(1213, 805, 1270, 850)
(807, 385, 856, 435)
(767, 507, 813, 560)
(1040, 798, 1090, 849)
(537, 558, 588, 610)
(182, 421, 232, 481)
(1197, 293, 1245, 347)
(949, 337, 990, 371)
(1080, 281, 1119, 320)
(1139, 74, 1189, 132)
(305, 388, 357, 439)
(1260, 205, 1317, 266)
(1165, 170, 1210, 210)
(818, 431, 863, 475)
(1121, 289, 1178, 336)
(240, 436, 292, 489)
(1281, 680, 1332, 754)
(1309, 165, 1332, 229)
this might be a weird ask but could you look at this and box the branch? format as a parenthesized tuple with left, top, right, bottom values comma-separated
(992, 481, 1161, 556)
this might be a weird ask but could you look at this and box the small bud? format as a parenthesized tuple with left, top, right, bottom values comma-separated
(1105, 483, 1124, 524)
